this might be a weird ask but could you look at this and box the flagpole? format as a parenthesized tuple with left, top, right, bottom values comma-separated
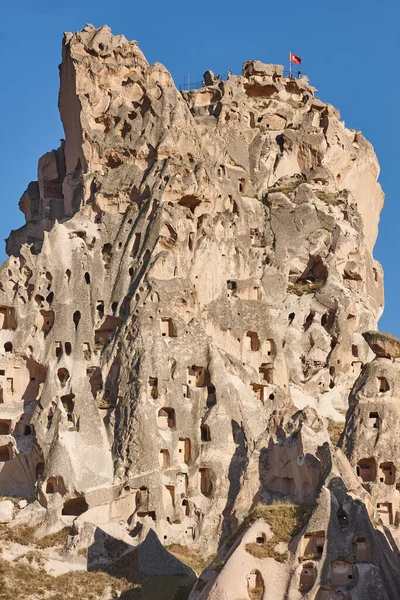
(289, 52, 292, 78)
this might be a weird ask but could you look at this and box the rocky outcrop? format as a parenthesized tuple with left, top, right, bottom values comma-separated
(0, 23, 398, 600)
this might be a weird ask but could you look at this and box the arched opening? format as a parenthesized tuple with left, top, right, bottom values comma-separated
(101, 243, 112, 267)
(299, 562, 317, 592)
(84, 272, 90, 284)
(65, 342, 72, 356)
(57, 368, 70, 385)
(4, 342, 12, 353)
(87, 367, 102, 400)
(61, 394, 75, 423)
(206, 385, 216, 408)
(35, 462, 44, 479)
(246, 570, 264, 599)
(256, 533, 266, 545)
(356, 458, 376, 482)
(201, 424, 211, 442)
(199, 467, 212, 496)
(46, 477, 57, 494)
(131, 233, 141, 257)
(238, 178, 246, 194)
(73, 311, 81, 329)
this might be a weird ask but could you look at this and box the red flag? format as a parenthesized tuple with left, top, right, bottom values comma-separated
(290, 52, 302, 65)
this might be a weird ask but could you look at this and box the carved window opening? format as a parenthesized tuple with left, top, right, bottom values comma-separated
(206, 385, 216, 408)
(131, 233, 141, 257)
(178, 437, 191, 463)
(102, 243, 112, 267)
(330, 558, 354, 585)
(251, 383, 265, 404)
(148, 377, 158, 399)
(88, 367, 102, 398)
(201, 424, 211, 442)
(40, 310, 54, 333)
(379, 462, 395, 485)
(0, 420, 11, 435)
(259, 363, 273, 384)
(73, 311, 81, 329)
(160, 317, 174, 337)
(299, 562, 317, 592)
(199, 467, 212, 496)
(157, 407, 175, 429)
(238, 178, 246, 194)
(245, 331, 260, 351)
(61, 394, 75, 423)
(354, 536, 371, 562)
(0, 307, 16, 330)
(368, 413, 379, 431)
(356, 457, 376, 482)
(159, 449, 170, 470)
(247, 570, 264, 598)
(57, 368, 70, 385)
(187, 366, 207, 388)
(0, 445, 10, 462)
(377, 377, 389, 393)
(377, 502, 393, 526)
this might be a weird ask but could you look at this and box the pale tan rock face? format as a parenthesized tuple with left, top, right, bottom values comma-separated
(0, 23, 396, 600)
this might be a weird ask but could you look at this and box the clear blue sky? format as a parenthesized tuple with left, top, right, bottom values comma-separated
(1, 0, 399, 333)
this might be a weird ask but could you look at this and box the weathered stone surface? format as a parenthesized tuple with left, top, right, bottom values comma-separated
(0, 500, 14, 523)
(363, 330, 400, 358)
(0, 23, 396, 600)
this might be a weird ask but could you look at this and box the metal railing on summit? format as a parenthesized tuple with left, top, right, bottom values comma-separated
(178, 71, 231, 91)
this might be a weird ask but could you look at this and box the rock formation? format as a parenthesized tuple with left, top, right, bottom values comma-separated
(0, 23, 398, 600)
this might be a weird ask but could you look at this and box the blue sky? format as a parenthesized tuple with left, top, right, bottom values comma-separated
(0, 0, 399, 333)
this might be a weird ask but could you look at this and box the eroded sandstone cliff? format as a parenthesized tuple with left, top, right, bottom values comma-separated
(0, 23, 398, 600)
